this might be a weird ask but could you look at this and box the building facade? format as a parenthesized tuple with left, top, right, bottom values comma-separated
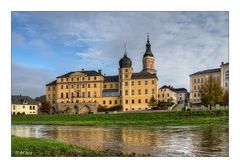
(11, 95, 38, 115)
(158, 85, 178, 104)
(189, 62, 229, 104)
(158, 86, 189, 105)
(46, 35, 158, 113)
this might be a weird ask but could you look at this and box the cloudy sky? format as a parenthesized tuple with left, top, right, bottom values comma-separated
(12, 12, 228, 98)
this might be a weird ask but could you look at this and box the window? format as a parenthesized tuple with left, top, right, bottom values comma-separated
(194, 85, 196, 90)
(72, 85, 74, 89)
(225, 82, 228, 88)
(125, 100, 128, 104)
(33, 106, 35, 110)
(194, 93, 196, 97)
(197, 78, 200, 83)
(13, 105, 15, 110)
(125, 82, 128, 86)
(48, 94, 50, 99)
(145, 89, 148, 94)
(61, 85, 63, 89)
(225, 70, 229, 80)
(145, 80, 148, 85)
(152, 89, 154, 94)
(167, 93, 169, 97)
(94, 91, 97, 98)
(77, 77, 79, 81)
(125, 90, 128, 95)
(88, 92, 91, 97)
(131, 81, 134, 86)
(138, 99, 141, 103)
(198, 93, 200, 97)
(82, 84, 85, 88)
(61, 78, 63, 82)
(94, 76, 97, 80)
(138, 81, 141, 85)
(77, 85, 79, 88)
(88, 76, 91, 80)
(71, 92, 74, 98)
(116, 84, 118, 88)
(110, 84, 113, 88)
(82, 77, 85, 81)
(82, 92, 85, 98)
(115, 100, 117, 104)
(48, 87, 50, 91)
(88, 84, 91, 88)
(162, 94, 164, 98)
(77, 92, 79, 97)
(109, 100, 112, 104)
(66, 85, 68, 89)
(104, 84, 106, 88)
(30, 106, 32, 110)
(23, 105, 25, 109)
(201, 78, 203, 83)
(61, 93, 64, 98)
(138, 89, 141, 95)
(131, 90, 135, 95)
(132, 99, 134, 104)
(66, 93, 69, 98)
(152, 80, 154, 85)
(103, 100, 106, 104)
(71, 78, 73, 81)
(125, 74, 128, 78)
(145, 99, 148, 103)
(94, 84, 97, 88)
(125, 69, 128, 72)
(194, 79, 196, 83)
(198, 85, 200, 90)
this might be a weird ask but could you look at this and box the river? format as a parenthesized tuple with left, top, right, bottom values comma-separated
(12, 125, 228, 157)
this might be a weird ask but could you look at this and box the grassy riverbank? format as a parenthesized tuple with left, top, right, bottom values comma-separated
(12, 136, 117, 156)
(12, 110, 228, 126)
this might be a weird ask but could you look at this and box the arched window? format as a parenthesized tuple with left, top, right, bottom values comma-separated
(225, 70, 229, 80)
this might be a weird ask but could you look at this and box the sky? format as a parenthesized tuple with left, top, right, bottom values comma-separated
(11, 12, 229, 98)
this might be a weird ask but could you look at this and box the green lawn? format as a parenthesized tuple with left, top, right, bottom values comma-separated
(12, 110, 228, 126)
(12, 136, 116, 156)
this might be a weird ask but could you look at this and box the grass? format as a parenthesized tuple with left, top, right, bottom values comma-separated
(12, 136, 119, 156)
(12, 110, 228, 126)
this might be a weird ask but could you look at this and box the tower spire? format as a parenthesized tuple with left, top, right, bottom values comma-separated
(124, 42, 127, 56)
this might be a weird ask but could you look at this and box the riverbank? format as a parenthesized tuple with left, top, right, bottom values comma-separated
(12, 110, 228, 126)
(12, 136, 125, 156)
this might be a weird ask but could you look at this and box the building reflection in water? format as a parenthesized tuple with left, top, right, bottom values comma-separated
(11, 125, 229, 156)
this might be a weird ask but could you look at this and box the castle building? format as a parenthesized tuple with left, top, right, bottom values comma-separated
(189, 62, 229, 104)
(46, 35, 158, 113)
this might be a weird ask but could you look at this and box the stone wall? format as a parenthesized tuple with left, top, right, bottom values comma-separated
(51, 102, 98, 114)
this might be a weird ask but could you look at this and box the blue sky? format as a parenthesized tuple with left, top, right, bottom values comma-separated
(11, 12, 229, 98)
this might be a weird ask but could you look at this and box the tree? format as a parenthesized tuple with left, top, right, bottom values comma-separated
(200, 75, 224, 110)
(40, 101, 51, 114)
(148, 95, 158, 109)
(222, 90, 229, 106)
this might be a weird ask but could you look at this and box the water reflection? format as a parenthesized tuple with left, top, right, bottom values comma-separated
(12, 125, 228, 157)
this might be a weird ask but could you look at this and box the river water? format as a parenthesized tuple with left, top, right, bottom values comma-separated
(11, 125, 228, 157)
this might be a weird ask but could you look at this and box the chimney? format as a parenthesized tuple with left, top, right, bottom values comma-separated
(221, 62, 224, 65)
(98, 69, 102, 74)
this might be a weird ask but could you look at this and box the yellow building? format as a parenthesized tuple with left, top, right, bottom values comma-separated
(11, 95, 38, 115)
(46, 35, 158, 113)
(189, 62, 229, 104)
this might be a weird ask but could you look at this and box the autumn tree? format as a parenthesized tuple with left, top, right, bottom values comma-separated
(222, 90, 229, 106)
(200, 75, 224, 110)
(40, 101, 51, 114)
(148, 95, 158, 109)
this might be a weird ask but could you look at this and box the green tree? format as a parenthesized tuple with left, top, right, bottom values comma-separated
(200, 75, 224, 110)
(148, 95, 158, 109)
